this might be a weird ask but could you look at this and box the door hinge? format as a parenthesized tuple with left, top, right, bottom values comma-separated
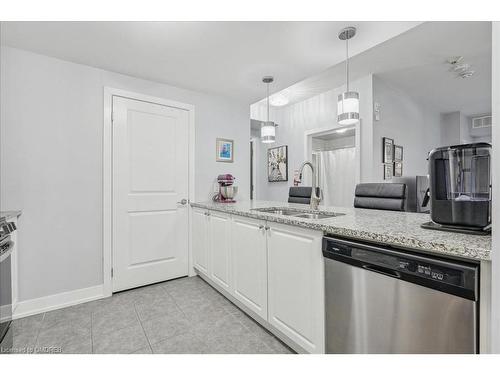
(111, 111, 114, 123)
(111, 268, 114, 278)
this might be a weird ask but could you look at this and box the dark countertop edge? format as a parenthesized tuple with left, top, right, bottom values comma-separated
(190, 202, 490, 263)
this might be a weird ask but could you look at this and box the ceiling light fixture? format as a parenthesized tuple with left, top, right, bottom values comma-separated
(447, 56, 475, 79)
(261, 76, 276, 144)
(269, 93, 289, 107)
(337, 27, 360, 126)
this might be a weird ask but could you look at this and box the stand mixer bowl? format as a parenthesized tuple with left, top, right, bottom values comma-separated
(220, 186, 238, 200)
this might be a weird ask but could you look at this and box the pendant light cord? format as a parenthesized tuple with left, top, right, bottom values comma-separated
(345, 36, 349, 92)
(266, 82, 270, 123)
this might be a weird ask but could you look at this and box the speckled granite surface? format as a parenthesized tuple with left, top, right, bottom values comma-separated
(0, 210, 22, 220)
(191, 200, 491, 262)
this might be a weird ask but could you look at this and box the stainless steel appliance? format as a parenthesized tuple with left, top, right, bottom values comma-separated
(0, 218, 16, 351)
(323, 236, 478, 354)
(422, 143, 491, 234)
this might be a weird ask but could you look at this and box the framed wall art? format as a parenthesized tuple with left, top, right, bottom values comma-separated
(394, 145, 403, 162)
(384, 163, 393, 180)
(394, 161, 403, 177)
(216, 138, 234, 163)
(382, 137, 394, 163)
(268, 145, 288, 182)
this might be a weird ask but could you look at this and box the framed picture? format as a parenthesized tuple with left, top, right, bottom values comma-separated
(268, 145, 288, 182)
(394, 145, 403, 162)
(384, 164, 393, 180)
(383, 137, 394, 163)
(216, 138, 234, 163)
(394, 161, 403, 177)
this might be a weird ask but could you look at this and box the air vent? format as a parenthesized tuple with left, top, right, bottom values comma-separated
(472, 115, 492, 129)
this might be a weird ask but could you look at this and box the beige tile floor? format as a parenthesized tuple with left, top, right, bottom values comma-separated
(2, 276, 294, 354)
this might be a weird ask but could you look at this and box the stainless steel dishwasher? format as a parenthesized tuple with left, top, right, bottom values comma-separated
(323, 236, 479, 354)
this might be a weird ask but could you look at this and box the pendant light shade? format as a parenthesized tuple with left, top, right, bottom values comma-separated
(337, 91, 359, 125)
(261, 76, 276, 143)
(337, 27, 360, 125)
(261, 121, 276, 143)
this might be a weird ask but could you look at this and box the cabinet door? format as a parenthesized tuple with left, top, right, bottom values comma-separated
(267, 223, 324, 353)
(231, 216, 267, 319)
(191, 207, 209, 275)
(209, 210, 232, 291)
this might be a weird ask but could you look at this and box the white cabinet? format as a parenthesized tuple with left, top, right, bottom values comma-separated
(191, 207, 210, 274)
(191, 208, 325, 353)
(209, 210, 232, 292)
(267, 222, 325, 353)
(230, 216, 268, 320)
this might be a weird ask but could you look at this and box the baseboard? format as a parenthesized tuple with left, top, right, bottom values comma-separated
(12, 284, 106, 320)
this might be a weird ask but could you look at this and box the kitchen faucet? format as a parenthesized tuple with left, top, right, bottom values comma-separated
(298, 160, 321, 211)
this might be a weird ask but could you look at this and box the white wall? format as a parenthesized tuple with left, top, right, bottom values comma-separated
(0, 46, 250, 302)
(372, 75, 442, 181)
(440, 112, 461, 146)
(251, 75, 373, 202)
(491, 21, 500, 354)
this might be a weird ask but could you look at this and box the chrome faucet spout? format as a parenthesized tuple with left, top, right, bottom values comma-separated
(298, 160, 321, 210)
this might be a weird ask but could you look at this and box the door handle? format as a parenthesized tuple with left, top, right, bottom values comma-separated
(177, 199, 188, 205)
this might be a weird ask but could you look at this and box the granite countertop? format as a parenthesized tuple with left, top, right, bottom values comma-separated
(191, 200, 491, 262)
(0, 210, 22, 220)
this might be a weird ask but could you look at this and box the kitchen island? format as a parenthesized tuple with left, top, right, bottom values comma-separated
(192, 200, 491, 262)
(190, 200, 491, 354)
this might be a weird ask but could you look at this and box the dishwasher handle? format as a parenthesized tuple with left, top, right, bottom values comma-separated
(362, 264, 401, 279)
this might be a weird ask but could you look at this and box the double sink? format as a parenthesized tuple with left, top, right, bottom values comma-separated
(252, 207, 344, 220)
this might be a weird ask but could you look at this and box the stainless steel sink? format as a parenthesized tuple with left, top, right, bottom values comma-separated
(252, 207, 303, 216)
(252, 207, 344, 220)
(294, 212, 338, 220)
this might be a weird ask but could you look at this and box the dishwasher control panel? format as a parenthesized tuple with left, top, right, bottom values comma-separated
(397, 260, 459, 284)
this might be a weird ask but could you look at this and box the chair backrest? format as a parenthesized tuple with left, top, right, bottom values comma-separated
(354, 183, 407, 211)
(288, 186, 321, 205)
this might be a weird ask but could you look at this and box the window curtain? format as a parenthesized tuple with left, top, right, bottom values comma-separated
(314, 147, 356, 207)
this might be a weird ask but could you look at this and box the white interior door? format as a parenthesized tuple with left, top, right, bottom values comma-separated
(112, 96, 189, 292)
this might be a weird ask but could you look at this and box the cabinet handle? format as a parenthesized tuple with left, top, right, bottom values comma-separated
(265, 226, 270, 231)
(258, 225, 264, 230)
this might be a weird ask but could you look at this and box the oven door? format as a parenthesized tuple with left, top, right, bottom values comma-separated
(0, 236, 13, 346)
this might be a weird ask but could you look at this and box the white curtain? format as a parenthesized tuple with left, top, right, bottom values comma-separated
(315, 147, 356, 207)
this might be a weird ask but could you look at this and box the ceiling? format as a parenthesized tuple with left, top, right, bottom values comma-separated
(0, 21, 419, 104)
(254, 21, 492, 116)
(375, 24, 491, 117)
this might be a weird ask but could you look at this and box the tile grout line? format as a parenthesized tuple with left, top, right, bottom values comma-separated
(133, 303, 154, 354)
(90, 311, 94, 353)
(33, 312, 46, 350)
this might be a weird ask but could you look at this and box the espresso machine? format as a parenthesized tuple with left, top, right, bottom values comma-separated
(213, 174, 238, 203)
(421, 143, 491, 234)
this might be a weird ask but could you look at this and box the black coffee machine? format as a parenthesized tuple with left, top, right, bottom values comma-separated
(421, 143, 491, 235)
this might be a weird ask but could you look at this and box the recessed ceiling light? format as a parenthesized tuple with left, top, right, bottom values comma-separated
(269, 93, 289, 107)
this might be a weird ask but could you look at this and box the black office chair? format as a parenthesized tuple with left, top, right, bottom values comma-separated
(354, 183, 407, 211)
(288, 187, 321, 205)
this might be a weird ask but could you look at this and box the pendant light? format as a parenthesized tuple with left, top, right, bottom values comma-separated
(261, 76, 276, 144)
(337, 27, 360, 125)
